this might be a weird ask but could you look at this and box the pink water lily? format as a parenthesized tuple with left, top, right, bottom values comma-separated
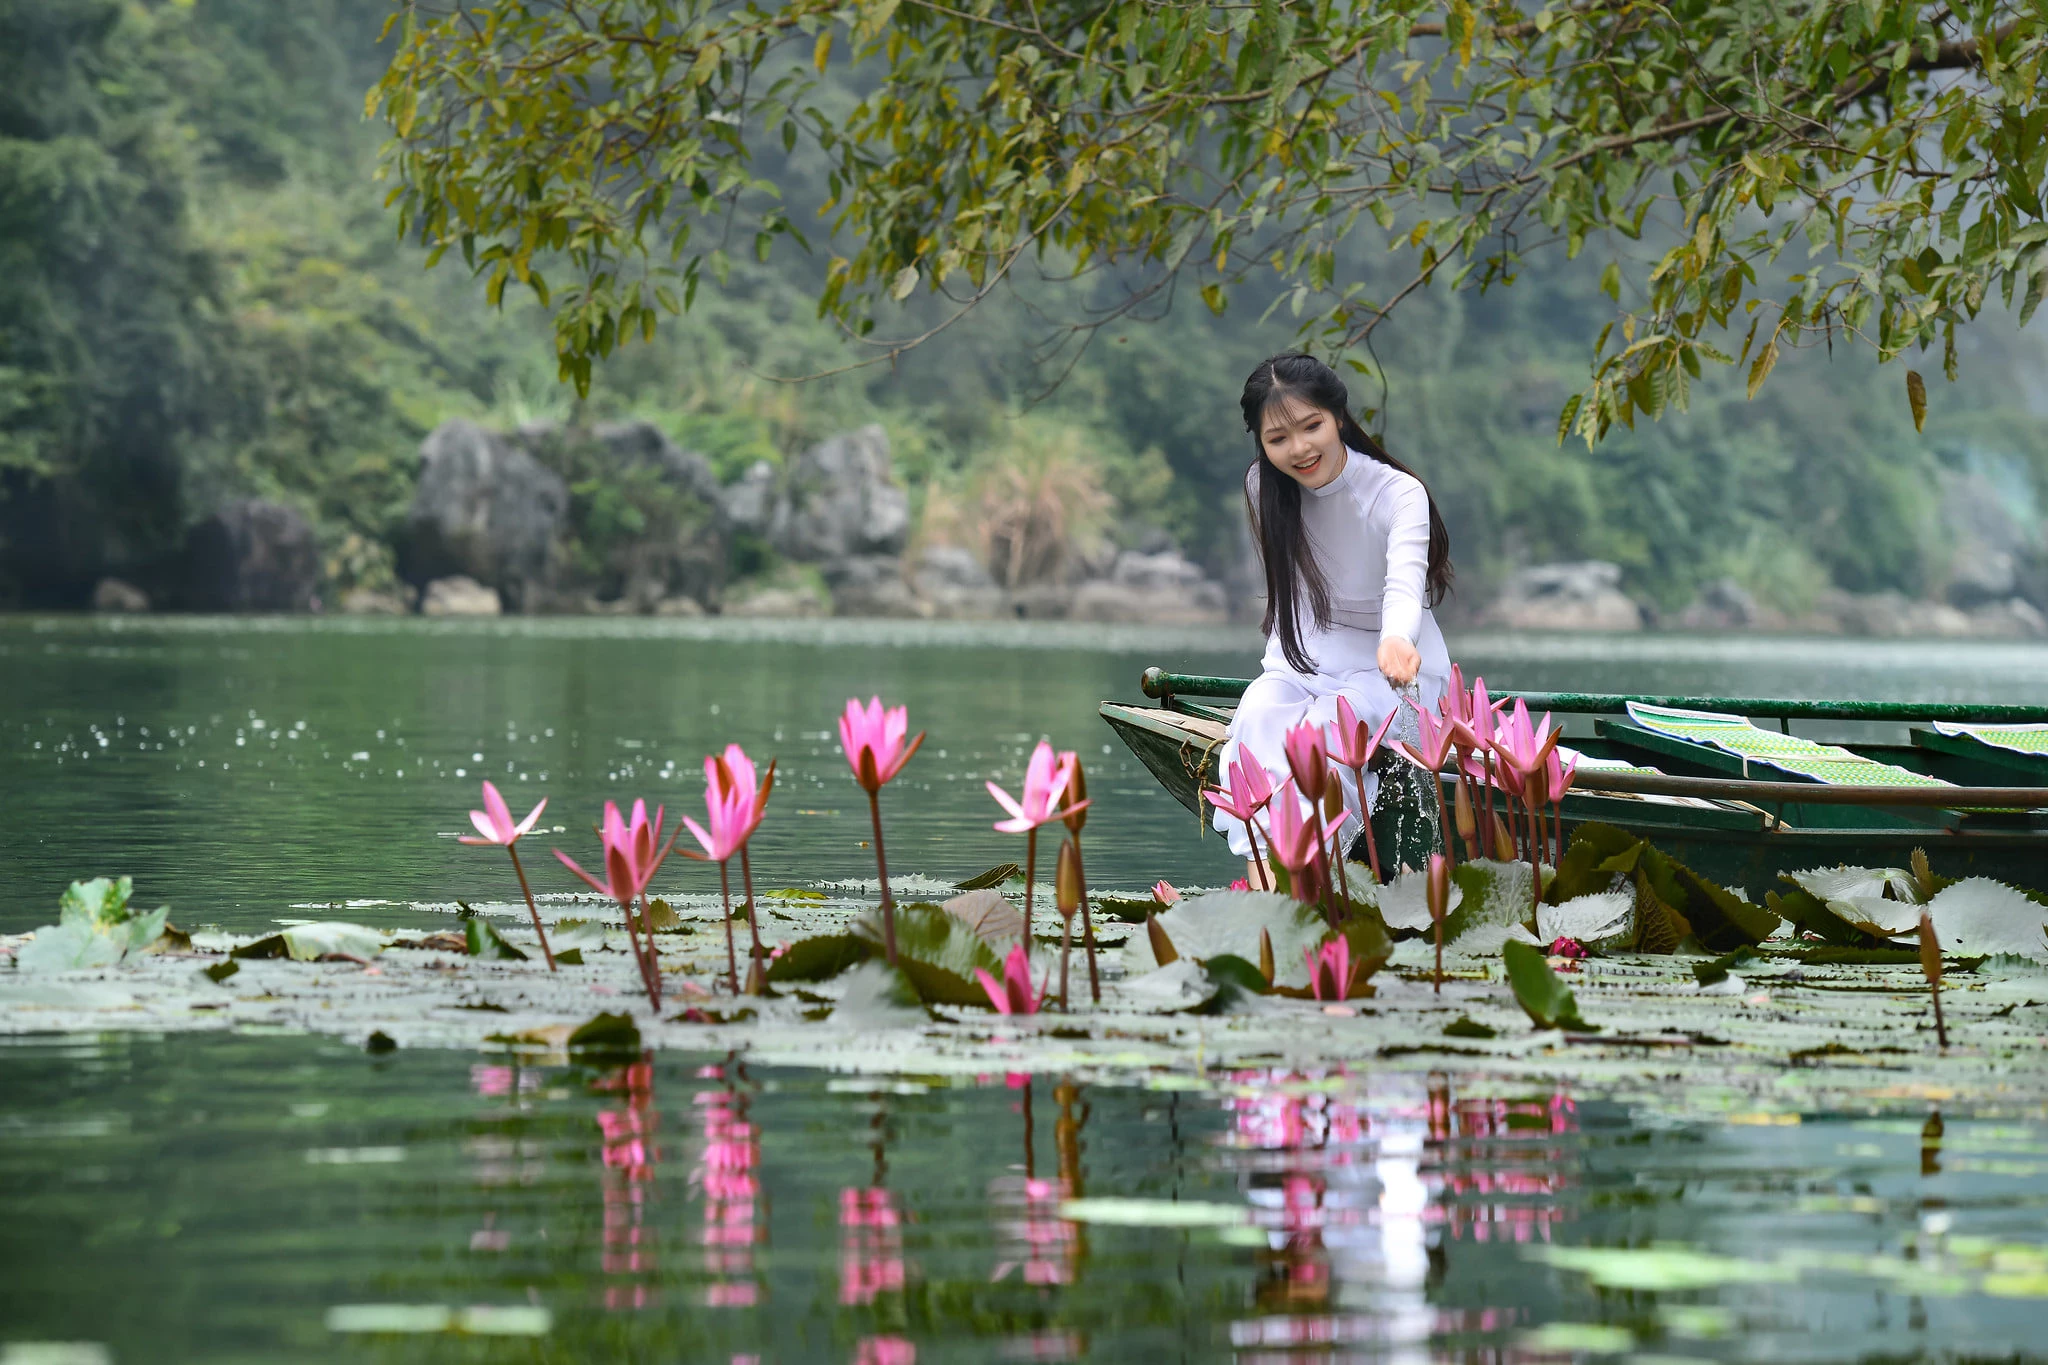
(1304, 938, 1360, 1002)
(976, 943, 1042, 1016)
(554, 800, 677, 1007)
(697, 743, 776, 993)
(1282, 721, 1331, 804)
(987, 741, 1086, 833)
(838, 697, 925, 965)
(459, 780, 547, 848)
(1204, 751, 1277, 890)
(456, 780, 556, 970)
(989, 740, 1089, 950)
(1263, 778, 1347, 908)
(839, 697, 924, 793)
(1151, 880, 1180, 906)
(1328, 696, 1397, 886)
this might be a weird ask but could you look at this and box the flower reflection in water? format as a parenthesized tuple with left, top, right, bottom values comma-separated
(595, 1052, 660, 1311)
(839, 1186, 906, 1305)
(1425, 1078, 1576, 1245)
(1221, 1070, 1577, 1361)
(467, 1060, 547, 1255)
(693, 1057, 763, 1308)
(853, 1336, 916, 1365)
(988, 1075, 1085, 1290)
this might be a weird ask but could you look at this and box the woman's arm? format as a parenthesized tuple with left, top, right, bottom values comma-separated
(1377, 475, 1431, 685)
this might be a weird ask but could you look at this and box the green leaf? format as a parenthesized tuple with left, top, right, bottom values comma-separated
(1118, 890, 1326, 987)
(956, 862, 1022, 891)
(1203, 953, 1271, 995)
(203, 959, 240, 984)
(1501, 939, 1597, 1030)
(566, 1012, 641, 1058)
(766, 933, 874, 982)
(897, 956, 990, 1007)
(1906, 368, 1928, 432)
(855, 904, 1002, 979)
(1443, 1015, 1497, 1038)
(832, 959, 927, 1028)
(465, 919, 528, 961)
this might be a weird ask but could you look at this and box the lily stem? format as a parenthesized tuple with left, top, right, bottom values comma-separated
(1073, 832, 1099, 1005)
(1058, 912, 1072, 1012)
(627, 894, 662, 1011)
(718, 860, 738, 995)
(740, 842, 764, 993)
(505, 844, 556, 971)
(1348, 762, 1382, 884)
(1023, 827, 1037, 952)
(867, 787, 897, 965)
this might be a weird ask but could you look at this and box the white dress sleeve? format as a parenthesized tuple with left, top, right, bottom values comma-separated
(1378, 473, 1431, 645)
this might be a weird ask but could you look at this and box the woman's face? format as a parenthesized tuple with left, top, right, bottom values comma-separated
(1259, 393, 1347, 490)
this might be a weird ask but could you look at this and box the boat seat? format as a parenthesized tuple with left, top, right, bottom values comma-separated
(1913, 722, 2048, 780)
(1617, 702, 1954, 789)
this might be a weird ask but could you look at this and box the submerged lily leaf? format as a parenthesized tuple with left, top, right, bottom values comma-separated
(464, 920, 526, 961)
(1502, 939, 1597, 1031)
(1528, 1244, 1795, 1291)
(1058, 1198, 1247, 1227)
(1119, 891, 1325, 988)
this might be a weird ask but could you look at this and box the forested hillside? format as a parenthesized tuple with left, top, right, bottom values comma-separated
(2, 0, 2043, 619)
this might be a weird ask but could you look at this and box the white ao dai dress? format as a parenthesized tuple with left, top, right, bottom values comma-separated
(1210, 448, 1451, 859)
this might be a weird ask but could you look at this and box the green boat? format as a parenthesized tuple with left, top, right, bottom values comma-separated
(1101, 668, 2048, 893)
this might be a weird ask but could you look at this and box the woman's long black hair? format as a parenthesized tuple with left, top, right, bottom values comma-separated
(1242, 353, 1453, 674)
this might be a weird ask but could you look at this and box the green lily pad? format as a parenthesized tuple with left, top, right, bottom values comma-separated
(854, 903, 1002, 980)
(1057, 1198, 1247, 1227)
(1502, 939, 1597, 1031)
(203, 960, 240, 984)
(832, 959, 927, 1029)
(1119, 891, 1325, 988)
(955, 861, 1022, 891)
(766, 933, 873, 983)
(566, 1012, 640, 1058)
(464, 919, 527, 961)
(1528, 1244, 1795, 1291)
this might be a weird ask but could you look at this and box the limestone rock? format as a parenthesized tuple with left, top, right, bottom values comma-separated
(1675, 577, 1782, 632)
(339, 587, 413, 615)
(775, 425, 910, 563)
(910, 545, 1006, 619)
(184, 500, 321, 612)
(91, 578, 149, 613)
(404, 420, 567, 611)
(825, 554, 929, 618)
(1068, 550, 1230, 625)
(1478, 561, 1646, 632)
(723, 568, 829, 618)
(421, 575, 502, 616)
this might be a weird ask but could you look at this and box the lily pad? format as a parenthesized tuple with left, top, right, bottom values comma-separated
(1528, 1244, 1795, 1291)
(566, 1012, 641, 1058)
(942, 888, 1023, 947)
(832, 960, 927, 1029)
(855, 903, 1003, 980)
(464, 920, 526, 961)
(1536, 892, 1634, 953)
(14, 876, 171, 973)
(955, 861, 1022, 891)
(1118, 958, 1220, 1013)
(1502, 939, 1597, 1031)
(765, 933, 873, 983)
(1441, 859, 1546, 954)
(1118, 891, 1325, 988)
(1926, 879, 2048, 960)
(1375, 865, 1461, 934)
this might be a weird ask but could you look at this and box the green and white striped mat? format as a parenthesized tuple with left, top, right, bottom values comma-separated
(1931, 721, 2048, 758)
(1624, 702, 1951, 788)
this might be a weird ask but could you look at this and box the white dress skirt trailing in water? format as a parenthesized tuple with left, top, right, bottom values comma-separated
(1212, 449, 1451, 860)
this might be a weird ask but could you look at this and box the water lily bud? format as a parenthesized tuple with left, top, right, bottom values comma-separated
(1055, 838, 1082, 918)
(1917, 910, 1942, 987)
(1322, 776, 1344, 822)
(1426, 853, 1450, 925)
(1490, 812, 1516, 863)
(1063, 757, 1089, 834)
(1454, 774, 1477, 847)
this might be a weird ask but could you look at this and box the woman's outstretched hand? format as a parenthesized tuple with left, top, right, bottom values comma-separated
(1378, 635, 1421, 687)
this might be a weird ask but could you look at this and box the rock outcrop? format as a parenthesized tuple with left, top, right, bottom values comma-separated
(403, 421, 568, 611)
(184, 500, 321, 612)
(91, 578, 149, 613)
(1068, 549, 1231, 625)
(772, 425, 910, 564)
(420, 575, 502, 616)
(1477, 561, 1647, 632)
(909, 545, 1006, 619)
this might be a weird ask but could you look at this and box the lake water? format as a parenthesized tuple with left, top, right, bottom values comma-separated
(6, 616, 2048, 1363)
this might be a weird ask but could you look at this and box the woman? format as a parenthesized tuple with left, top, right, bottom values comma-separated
(1212, 353, 1455, 875)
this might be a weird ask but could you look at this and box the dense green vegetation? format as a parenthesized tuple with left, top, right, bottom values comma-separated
(0, 0, 2041, 612)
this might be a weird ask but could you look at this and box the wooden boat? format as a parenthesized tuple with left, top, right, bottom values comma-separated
(1101, 668, 2048, 892)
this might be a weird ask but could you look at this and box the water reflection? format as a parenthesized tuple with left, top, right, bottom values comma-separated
(597, 1052, 660, 1310)
(693, 1057, 763, 1310)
